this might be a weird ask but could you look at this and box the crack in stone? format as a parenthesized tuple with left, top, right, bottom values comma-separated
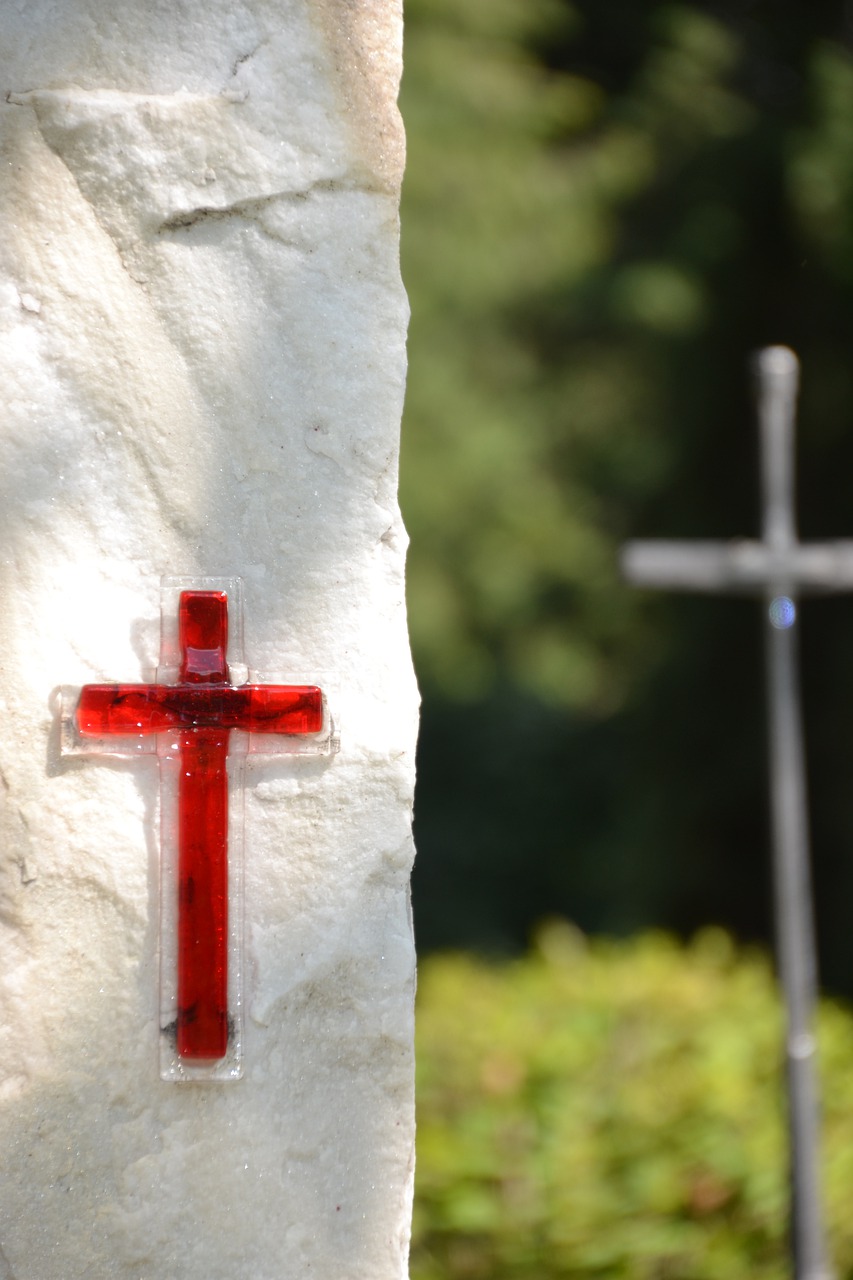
(156, 178, 349, 236)
(230, 39, 268, 81)
(5, 87, 245, 108)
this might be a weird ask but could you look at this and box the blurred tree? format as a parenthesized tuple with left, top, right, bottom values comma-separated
(400, 0, 853, 990)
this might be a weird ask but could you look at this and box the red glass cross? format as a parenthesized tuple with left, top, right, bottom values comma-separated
(75, 591, 323, 1063)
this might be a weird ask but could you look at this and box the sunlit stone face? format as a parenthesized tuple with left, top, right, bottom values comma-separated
(0, 4, 416, 1278)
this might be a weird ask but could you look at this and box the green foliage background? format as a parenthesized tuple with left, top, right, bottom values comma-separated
(413, 931, 853, 1279)
(400, 0, 853, 988)
(400, 3, 853, 1274)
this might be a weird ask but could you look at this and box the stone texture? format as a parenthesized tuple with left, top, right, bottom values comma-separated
(0, 3, 415, 1277)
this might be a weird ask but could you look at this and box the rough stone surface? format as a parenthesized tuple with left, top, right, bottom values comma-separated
(0, 3, 415, 1277)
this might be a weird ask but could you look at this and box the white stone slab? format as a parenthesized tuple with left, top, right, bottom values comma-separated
(0, 3, 415, 1277)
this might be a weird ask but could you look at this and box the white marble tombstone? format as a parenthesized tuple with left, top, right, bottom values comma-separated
(0, 3, 417, 1277)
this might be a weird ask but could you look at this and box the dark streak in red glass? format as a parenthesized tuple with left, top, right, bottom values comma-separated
(76, 591, 324, 1063)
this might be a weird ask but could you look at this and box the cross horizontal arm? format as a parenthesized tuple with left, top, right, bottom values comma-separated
(78, 683, 324, 736)
(622, 539, 853, 594)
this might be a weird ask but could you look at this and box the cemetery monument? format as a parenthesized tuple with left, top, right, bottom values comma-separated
(0, 3, 417, 1277)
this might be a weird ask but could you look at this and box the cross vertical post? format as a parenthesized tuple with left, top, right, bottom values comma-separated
(174, 590, 232, 1061)
(622, 347, 853, 1280)
(761, 355, 827, 1280)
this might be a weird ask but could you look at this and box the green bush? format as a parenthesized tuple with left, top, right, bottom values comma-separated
(413, 927, 853, 1278)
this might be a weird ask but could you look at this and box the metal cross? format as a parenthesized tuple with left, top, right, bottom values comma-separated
(623, 347, 852, 1280)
